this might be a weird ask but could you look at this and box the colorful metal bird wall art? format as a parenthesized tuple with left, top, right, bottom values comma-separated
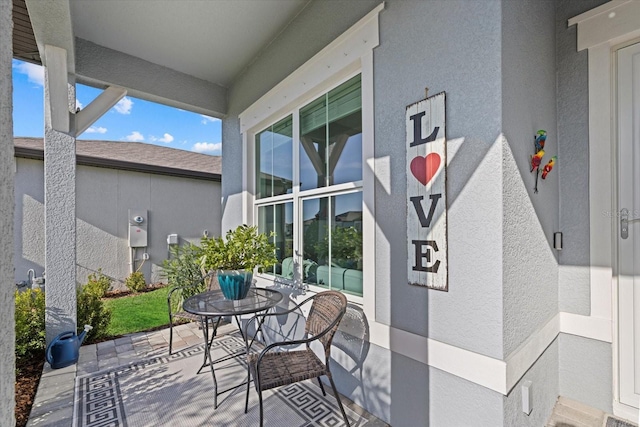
(530, 130, 556, 193)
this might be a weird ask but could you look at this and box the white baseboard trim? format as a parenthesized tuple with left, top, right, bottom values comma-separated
(368, 310, 611, 396)
(559, 312, 612, 343)
(505, 313, 560, 393)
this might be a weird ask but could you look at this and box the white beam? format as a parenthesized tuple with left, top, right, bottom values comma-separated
(76, 86, 127, 136)
(44, 45, 70, 133)
(26, 0, 74, 72)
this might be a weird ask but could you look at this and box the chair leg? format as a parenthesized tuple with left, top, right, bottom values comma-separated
(328, 376, 350, 427)
(258, 388, 264, 427)
(317, 377, 326, 396)
(168, 321, 173, 355)
(245, 366, 251, 414)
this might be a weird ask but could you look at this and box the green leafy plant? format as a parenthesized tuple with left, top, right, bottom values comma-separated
(162, 242, 204, 289)
(163, 242, 207, 312)
(200, 224, 277, 272)
(77, 285, 112, 343)
(125, 271, 147, 293)
(84, 268, 112, 298)
(14, 288, 46, 363)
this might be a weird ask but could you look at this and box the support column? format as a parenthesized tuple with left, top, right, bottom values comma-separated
(44, 45, 77, 343)
(0, 0, 16, 424)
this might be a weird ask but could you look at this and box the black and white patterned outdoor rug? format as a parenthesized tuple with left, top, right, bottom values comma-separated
(73, 334, 366, 427)
(606, 416, 638, 427)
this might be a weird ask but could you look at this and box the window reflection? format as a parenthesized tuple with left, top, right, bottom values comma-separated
(258, 203, 293, 277)
(302, 192, 362, 296)
(299, 75, 362, 191)
(256, 116, 293, 199)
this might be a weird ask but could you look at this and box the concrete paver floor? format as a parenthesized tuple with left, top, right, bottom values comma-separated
(26, 321, 388, 427)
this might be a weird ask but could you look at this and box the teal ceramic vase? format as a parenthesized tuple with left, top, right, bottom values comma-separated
(217, 269, 253, 300)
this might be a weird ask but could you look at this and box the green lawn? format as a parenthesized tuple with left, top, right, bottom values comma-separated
(104, 286, 170, 336)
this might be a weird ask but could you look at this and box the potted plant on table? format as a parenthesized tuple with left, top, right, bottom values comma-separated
(200, 225, 277, 300)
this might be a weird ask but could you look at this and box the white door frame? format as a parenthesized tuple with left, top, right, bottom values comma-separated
(570, 0, 640, 420)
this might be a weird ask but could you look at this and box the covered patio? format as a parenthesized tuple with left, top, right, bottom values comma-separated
(28, 322, 387, 426)
(5, 0, 640, 426)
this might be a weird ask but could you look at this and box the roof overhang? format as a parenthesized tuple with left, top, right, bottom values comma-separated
(20, 0, 309, 118)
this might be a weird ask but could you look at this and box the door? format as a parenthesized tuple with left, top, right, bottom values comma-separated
(618, 41, 640, 409)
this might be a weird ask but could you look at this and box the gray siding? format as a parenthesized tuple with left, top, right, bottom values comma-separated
(0, 0, 15, 423)
(14, 158, 221, 287)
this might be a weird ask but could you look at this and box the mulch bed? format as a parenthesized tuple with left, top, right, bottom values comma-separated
(101, 282, 166, 299)
(15, 353, 44, 427)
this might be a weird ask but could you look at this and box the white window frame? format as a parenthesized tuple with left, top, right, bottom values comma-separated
(239, 3, 382, 313)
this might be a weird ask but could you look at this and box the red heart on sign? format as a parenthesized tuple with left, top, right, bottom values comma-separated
(410, 153, 441, 186)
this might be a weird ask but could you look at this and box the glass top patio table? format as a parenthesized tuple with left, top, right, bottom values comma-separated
(183, 287, 283, 317)
(182, 287, 283, 409)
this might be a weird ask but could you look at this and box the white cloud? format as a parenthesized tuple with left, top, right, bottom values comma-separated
(150, 133, 174, 144)
(192, 142, 221, 154)
(114, 97, 133, 114)
(86, 126, 107, 134)
(13, 61, 44, 86)
(124, 131, 144, 142)
(200, 115, 219, 125)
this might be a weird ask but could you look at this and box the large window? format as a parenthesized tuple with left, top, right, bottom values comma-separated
(255, 75, 363, 296)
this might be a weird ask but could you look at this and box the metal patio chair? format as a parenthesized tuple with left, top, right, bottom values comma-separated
(167, 271, 219, 355)
(243, 290, 350, 426)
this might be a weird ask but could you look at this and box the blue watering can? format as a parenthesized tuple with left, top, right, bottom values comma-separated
(45, 325, 92, 369)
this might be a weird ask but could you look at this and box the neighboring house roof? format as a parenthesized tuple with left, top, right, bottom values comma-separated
(14, 137, 221, 181)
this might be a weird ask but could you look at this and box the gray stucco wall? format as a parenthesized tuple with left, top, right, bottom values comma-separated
(554, 0, 613, 415)
(559, 333, 612, 413)
(374, 0, 504, 358)
(556, 0, 608, 316)
(14, 158, 221, 287)
(504, 340, 559, 427)
(43, 72, 78, 342)
(0, 0, 15, 424)
(501, 0, 559, 357)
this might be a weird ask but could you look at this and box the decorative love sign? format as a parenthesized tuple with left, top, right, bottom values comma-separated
(406, 92, 448, 291)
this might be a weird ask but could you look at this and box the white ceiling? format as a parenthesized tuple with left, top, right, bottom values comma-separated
(69, 0, 308, 88)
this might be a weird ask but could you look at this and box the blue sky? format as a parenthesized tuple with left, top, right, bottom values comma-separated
(12, 59, 222, 155)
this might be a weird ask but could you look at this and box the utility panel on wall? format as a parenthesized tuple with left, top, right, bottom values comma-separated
(128, 209, 148, 247)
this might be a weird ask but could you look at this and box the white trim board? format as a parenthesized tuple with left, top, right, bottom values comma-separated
(239, 2, 384, 133)
(369, 310, 610, 396)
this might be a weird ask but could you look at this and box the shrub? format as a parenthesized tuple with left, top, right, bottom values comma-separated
(163, 243, 206, 311)
(77, 286, 111, 343)
(84, 269, 112, 298)
(125, 271, 147, 293)
(15, 288, 46, 363)
(162, 242, 204, 288)
(200, 225, 277, 272)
